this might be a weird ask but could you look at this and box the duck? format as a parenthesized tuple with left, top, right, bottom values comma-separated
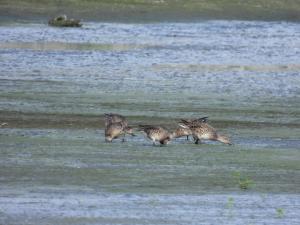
(104, 113, 128, 127)
(138, 125, 171, 146)
(183, 116, 209, 125)
(171, 126, 193, 140)
(179, 119, 232, 145)
(172, 116, 209, 140)
(105, 122, 135, 142)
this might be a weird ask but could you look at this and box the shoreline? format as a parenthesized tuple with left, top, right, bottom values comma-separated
(1, 0, 300, 23)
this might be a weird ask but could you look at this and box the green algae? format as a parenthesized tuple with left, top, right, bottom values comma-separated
(1, 129, 299, 194)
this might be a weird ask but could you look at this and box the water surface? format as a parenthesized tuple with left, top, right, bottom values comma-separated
(0, 21, 300, 224)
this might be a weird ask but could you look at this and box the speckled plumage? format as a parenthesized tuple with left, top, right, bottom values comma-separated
(104, 113, 133, 142)
(105, 122, 134, 142)
(180, 120, 231, 145)
(171, 127, 193, 139)
(180, 117, 209, 126)
(171, 117, 208, 141)
(139, 125, 171, 145)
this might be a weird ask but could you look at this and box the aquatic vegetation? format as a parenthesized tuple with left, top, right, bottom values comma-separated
(225, 197, 235, 218)
(148, 198, 160, 207)
(226, 197, 234, 209)
(239, 178, 254, 190)
(233, 172, 255, 190)
(276, 208, 285, 218)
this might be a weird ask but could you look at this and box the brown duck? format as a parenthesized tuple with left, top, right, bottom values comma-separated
(104, 113, 128, 127)
(172, 116, 209, 140)
(139, 125, 171, 146)
(171, 126, 193, 140)
(105, 122, 135, 142)
(104, 113, 134, 142)
(179, 119, 231, 145)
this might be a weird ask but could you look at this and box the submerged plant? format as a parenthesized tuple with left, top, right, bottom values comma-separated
(148, 198, 160, 207)
(233, 171, 254, 190)
(226, 197, 234, 209)
(276, 208, 285, 218)
(239, 178, 254, 190)
(225, 197, 235, 219)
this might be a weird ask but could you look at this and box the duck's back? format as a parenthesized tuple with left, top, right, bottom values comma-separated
(173, 127, 192, 138)
(104, 113, 128, 127)
(192, 123, 217, 139)
(140, 125, 169, 141)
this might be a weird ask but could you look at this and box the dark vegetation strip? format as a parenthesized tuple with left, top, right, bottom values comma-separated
(1, 110, 299, 129)
(1, 0, 300, 22)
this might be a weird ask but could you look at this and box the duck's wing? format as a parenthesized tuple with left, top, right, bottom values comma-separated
(138, 124, 156, 130)
(104, 113, 121, 119)
(178, 123, 190, 129)
(106, 122, 123, 130)
(139, 125, 163, 134)
(104, 113, 113, 125)
(200, 122, 217, 133)
(104, 113, 127, 124)
(179, 119, 191, 125)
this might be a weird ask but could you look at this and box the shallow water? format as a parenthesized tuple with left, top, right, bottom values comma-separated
(1, 191, 300, 225)
(0, 21, 300, 224)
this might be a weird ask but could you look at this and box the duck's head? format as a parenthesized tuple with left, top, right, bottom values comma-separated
(124, 126, 136, 136)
